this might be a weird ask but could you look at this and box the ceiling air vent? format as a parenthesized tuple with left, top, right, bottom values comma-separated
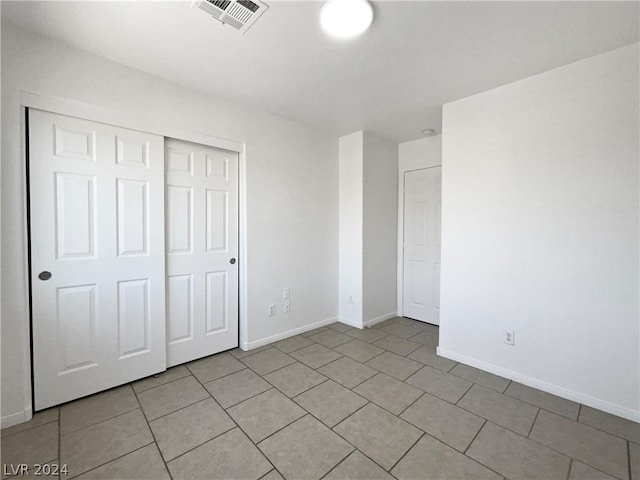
(193, 0, 269, 34)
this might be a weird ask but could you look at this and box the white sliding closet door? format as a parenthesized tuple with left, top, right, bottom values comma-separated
(165, 139, 239, 367)
(29, 109, 166, 410)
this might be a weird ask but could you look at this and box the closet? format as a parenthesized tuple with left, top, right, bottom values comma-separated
(28, 109, 239, 410)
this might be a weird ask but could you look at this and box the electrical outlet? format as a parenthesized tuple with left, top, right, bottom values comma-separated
(283, 288, 290, 300)
(348, 296, 354, 304)
(283, 299, 290, 313)
(268, 304, 275, 316)
(503, 330, 515, 346)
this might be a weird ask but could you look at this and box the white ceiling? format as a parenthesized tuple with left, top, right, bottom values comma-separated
(3, 1, 639, 142)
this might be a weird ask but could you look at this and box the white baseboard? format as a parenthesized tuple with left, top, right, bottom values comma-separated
(1, 405, 32, 429)
(337, 316, 363, 329)
(437, 347, 640, 423)
(364, 311, 396, 328)
(241, 317, 338, 351)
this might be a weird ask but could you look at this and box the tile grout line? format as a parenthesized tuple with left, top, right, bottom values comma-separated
(628, 440, 632, 480)
(566, 458, 574, 480)
(130, 387, 174, 480)
(387, 431, 425, 473)
(133, 370, 192, 394)
(397, 392, 426, 417)
(463, 419, 487, 455)
(526, 407, 541, 438)
(59, 405, 141, 438)
(185, 364, 288, 480)
(66, 441, 155, 480)
(0, 417, 60, 440)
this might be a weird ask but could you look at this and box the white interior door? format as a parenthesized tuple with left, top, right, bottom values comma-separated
(165, 139, 239, 367)
(29, 109, 166, 410)
(402, 167, 442, 325)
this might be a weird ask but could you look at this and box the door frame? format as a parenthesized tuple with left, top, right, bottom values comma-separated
(397, 165, 442, 318)
(20, 91, 249, 407)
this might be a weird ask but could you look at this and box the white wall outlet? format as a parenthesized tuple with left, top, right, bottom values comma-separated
(348, 295, 354, 304)
(268, 304, 276, 316)
(503, 330, 515, 345)
(283, 288, 290, 300)
(283, 299, 290, 313)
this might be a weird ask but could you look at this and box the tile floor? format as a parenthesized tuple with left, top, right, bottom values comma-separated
(2, 317, 639, 480)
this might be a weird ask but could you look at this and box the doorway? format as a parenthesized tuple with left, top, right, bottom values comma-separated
(402, 167, 442, 325)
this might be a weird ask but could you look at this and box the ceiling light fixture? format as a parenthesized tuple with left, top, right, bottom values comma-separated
(320, 0, 373, 38)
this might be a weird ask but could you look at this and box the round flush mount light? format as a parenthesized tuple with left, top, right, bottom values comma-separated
(320, 0, 374, 38)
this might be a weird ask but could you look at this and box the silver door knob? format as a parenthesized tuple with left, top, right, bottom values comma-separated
(38, 271, 52, 281)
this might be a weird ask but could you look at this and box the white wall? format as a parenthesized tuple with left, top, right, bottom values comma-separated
(1, 24, 338, 426)
(397, 136, 442, 315)
(363, 134, 398, 323)
(439, 44, 639, 420)
(338, 132, 364, 326)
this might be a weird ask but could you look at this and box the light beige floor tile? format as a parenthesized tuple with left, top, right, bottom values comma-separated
(391, 435, 502, 480)
(227, 389, 305, 442)
(407, 346, 457, 372)
(449, 364, 510, 392)
(261, 469, 285, 480)
(504, 382, 580, 420)
(334, 339, 385, 363)
(379, 324, 422, 339)
(354, 373, 422, 415)
(308, 329, 353, 348)
(406, 365, 472, 403)
(467, 422, 570, 479)
(371, 319, 397, 330)
(318, 356, 377, 388)
(59, 385, 139, 435)
(74, 444, 170, 480)
(401, 393, 485, 452)
(150, 398, 235, 461)
(365, 352, 422, 380)
(1, 408, 58, 439)
(168, 428, 271, 480)
(272, 335, 313, 354)
(230, 345, 271, 359)
(259, 415, 353, 480)
(579, 406, 640, 443)
(345, 328, 389, 343)
(530, 410, 629, 480)
(294, 380, 367, 427)
(204, 368, 271, 408)
(264, 362, 327, 397)
(301, 327, 330, 337)
(327, 323, 356, 333)
(390, 317, 423, 328)
(1, 422, 58, 479)
(408, 331, 439, 347)
(60, 409, 153, 478)
(290, 344, 342, 369)
(412, 322, 440, 335)
(242, 348, 297, 375)
(630, 442, 639, 480)
(137, 376, 209, 421)
(324, 451, 393, 480)
(132, 366, 191, 393)
(334, 403, 421, 470)
(187, 352, 246, 383)
(569, 460, 618, 480)
(373, 336, 422, 356)
(458, 384, 538, 436)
